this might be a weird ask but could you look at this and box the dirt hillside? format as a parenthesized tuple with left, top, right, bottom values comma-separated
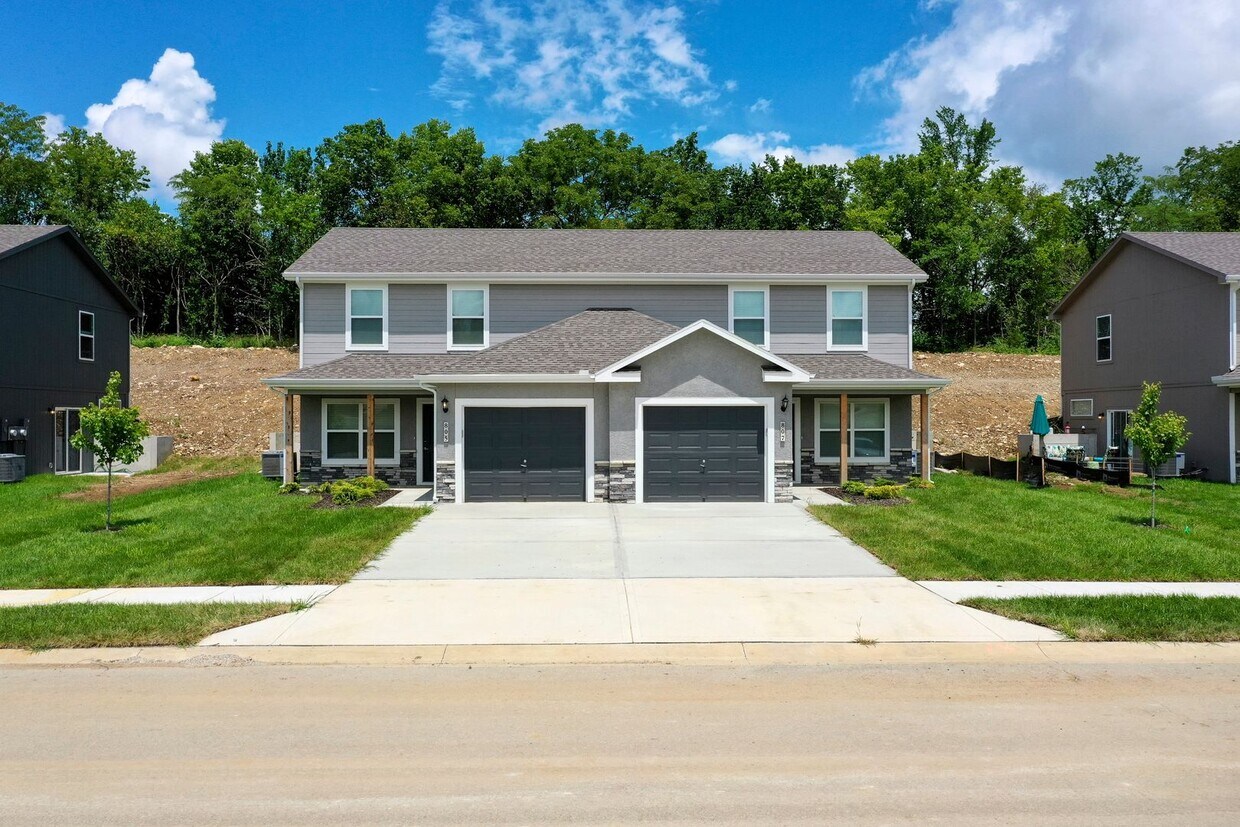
(129, 347, 1060, 460)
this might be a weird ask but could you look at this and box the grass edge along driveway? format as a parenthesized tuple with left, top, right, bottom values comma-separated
(0, 602, 300, 650)
(810, 473, 1238, 581)
(0, 471, 427, 589)
(963, 595, 1240, 642)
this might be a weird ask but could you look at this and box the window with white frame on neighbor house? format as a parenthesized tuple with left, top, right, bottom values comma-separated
(347, 286, 386, 349)
(324, 399, 397, 464)
(450, 287, 487, 349)
(1096, 314, 1112, 361)
(78, 310, 95, 361)
(828, 288, 865, 349)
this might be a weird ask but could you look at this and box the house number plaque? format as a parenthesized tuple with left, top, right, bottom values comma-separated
(443, 420, 449, 444)
(780, 421, 786, 446)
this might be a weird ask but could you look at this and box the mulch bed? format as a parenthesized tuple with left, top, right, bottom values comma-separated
(310, 489, 401, 510)
(820, 487, 910, 507)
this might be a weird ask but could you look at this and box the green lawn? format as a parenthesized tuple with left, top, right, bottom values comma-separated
(0, 602, 298, 649)
(0, 472, 426, 588)
(964, 595, 1240, 642)
(810, 473, 1239, 581)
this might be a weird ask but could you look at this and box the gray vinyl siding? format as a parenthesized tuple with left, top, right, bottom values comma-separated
(0, 234, 131, 474)
(299, 394, 422, 454)
(1060, 243, 1236, 481)
(489, 284, 727, 342)
(770, 286, 827, 352)
(797, 393, 914, 454)
(301, 283, 345, 367)
(390, 284, 447, 353)
(868, 285, 910, 368)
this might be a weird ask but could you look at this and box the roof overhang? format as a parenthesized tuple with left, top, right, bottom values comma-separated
(594, 320, 813, 382)
(264, 373, 597, 392)
(286, 271, 927, 285)
(793, 378, 951, 392)
(1212, 373, 1240, 388)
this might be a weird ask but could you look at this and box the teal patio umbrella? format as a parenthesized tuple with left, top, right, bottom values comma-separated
(1030, 395, 1050, 456)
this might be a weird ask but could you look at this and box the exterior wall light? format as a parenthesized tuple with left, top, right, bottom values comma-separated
(780, 395, 789, 413)
(441, 397, 450, 414)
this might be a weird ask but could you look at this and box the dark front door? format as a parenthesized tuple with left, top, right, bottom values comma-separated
(420, 403, 434, 485)
(463, 407, 586, 502)
(643, 406, 764, 502)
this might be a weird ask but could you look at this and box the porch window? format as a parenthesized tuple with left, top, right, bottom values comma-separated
(1096, 314, 1112, 362)
(347, 286, 387, 350)
(449, 286, 488, 349)
(729, 286, 768, 348)
(323, 399, 398, 464)
(814, 397, 890, 463)
(828, 288, 866, 349)
(78, 311, 95, 361)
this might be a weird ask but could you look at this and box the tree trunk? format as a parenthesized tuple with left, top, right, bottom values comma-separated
(1150, 475, 1157, 528)
(106, 464, 113, 531)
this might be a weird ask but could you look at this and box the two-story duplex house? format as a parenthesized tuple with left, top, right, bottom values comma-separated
(264, 229, 948, 503)
(0, 225, 137, 477)
(1051, 232, 1240, 483)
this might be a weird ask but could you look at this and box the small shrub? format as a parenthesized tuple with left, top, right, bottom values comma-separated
(841, 480, 867, 496)
(864, 484, 905, 500)
(277, 482, 301, 495)
(870, 476, 899, 486)
(905, 477, 934, 490)
(330, 482, 366, 505)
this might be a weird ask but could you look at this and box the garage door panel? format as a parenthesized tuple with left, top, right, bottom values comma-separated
(464, 407, 586, 502)
(643, 405, 765, 502)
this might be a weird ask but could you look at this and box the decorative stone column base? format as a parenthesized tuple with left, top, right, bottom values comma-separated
(297, 450, 417, 487)
(798, 448, 917, 486)
(435, 461, 456, 503)
(774, 461, 794, 502)
(603, 461, 637, 502)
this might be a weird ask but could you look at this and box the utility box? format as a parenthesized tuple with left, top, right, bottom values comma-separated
(261, 451, 295, 480)
(0, 454, 26, 483)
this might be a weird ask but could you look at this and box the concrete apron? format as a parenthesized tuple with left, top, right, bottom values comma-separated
(201, 502, 1057, 646)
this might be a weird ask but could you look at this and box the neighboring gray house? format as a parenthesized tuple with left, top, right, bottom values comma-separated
(265, 229, 948, 503)
(0, 225, 137, 476)
(1051, 232, 1240, 483)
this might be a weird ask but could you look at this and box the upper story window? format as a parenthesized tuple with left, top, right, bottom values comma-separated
(78, 311, 95, 361)
(1096, 314, 1112, 362)
(347, 285, 387, 350)
(729, 286, 768, 348)
(449, 285, 488, 350)
(828, 287, 867, 350)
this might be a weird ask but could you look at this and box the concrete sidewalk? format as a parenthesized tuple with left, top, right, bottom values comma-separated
(0, 585, 336, 608)
(922, 581, 1240, 601)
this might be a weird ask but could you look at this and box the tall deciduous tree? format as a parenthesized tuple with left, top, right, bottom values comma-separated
(0, 103, 48, 224)
(44, 126, 150, 253)
(1063, 153, 1151, 260)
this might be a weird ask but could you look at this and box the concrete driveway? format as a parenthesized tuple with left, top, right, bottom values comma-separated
(205, 502, 1058, 646)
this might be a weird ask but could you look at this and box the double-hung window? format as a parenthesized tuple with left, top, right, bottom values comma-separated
(814, 398, 890, 463)
(449, 286, 488, 349)
(729, 286, 768, 348)
(347, 285, 387, 350)
(78, 311, 95, 361)
(1096, 314, 1112, 362)
(828, 287, 866, 349)
(323, 399, 398, 465)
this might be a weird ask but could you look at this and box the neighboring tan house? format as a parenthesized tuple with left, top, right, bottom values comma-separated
(0, 225, 137, 476)
(1051, 232, 1240, 483)
(265, 229, 948, 503)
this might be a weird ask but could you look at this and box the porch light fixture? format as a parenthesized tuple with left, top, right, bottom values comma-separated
(441, 397, 450, 414)
(780, 395, 789, 413)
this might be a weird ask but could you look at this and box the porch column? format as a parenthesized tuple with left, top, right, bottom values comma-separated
(839, 393, 849, 485)
(282, 392, 295, 485)
(366, 394, 376, 478)
(920, 392, 931, 482)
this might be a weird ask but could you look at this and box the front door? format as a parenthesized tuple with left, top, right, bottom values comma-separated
(419, 403, 434, 485)
(1106, 409, 1133, 457)
(53, 409, 83, 474)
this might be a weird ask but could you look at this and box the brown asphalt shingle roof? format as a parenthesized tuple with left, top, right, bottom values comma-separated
(0, 224, 65, 256)
(287, 228, 926, 278)
(780, 354, 946, 383)
(1124, 232, 1240, 278)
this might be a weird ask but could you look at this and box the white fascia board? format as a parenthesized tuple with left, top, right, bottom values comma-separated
(285, 271, 928, 285)
(598, 371, 642, 383)
(1212, 373, 1240, 387)
(265, 374, 596, 392)
(762, 371, 805, 383)
(595, 319, 811, 380)
(793, 378, 951, 392)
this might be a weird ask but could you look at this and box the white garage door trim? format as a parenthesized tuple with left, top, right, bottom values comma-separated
(453, 397, 595, 504)
(634, 396, 775, 504)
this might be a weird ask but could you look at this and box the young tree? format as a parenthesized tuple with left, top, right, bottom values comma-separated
(1125, 382, 1190, 527)
(70, 372, 150, 531)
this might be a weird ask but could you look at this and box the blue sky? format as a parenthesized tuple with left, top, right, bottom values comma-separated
(3, 1, 1239, 198)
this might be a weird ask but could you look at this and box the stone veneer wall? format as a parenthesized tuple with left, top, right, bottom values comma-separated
(435, 461, 456, 503)
(299, 450, 418, 487)
(774, 461, 794, 502)
(600, 461, 636, 502)
(797, 448, 916, 486)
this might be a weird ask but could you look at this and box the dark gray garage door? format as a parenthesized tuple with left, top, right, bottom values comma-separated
(643, 406, 764, 502)
(463, 407, 586, 502)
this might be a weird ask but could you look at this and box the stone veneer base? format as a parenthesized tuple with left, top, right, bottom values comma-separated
(299, 450, 419, 487)
(797, 448, 917, 486)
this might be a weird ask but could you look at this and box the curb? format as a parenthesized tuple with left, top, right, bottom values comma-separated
(3, 641, 1240, 668)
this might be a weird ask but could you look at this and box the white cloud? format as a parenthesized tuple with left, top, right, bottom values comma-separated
(85, 48, 225, 194)
(427, 0, 716, 129)
(708, 131, 856, 167)
(39, 113, 66, 144)
(748, 98, 772, 114)
(857, 0, 1240, 182)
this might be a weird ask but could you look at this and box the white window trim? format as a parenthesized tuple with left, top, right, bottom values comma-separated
(728, 285, 769, 350)
(345, 283, 388, 351)
(78, 310, 95, 362)
(447, 284, 490, 351)
(1096, 313, 1112, 363)
(321, 397, 400, 466)
(1069, 398, 1094, 418)
(827, 285, 868, 351)
(452, 398, 594, 504)
(1229, 283, 1237, 370)
(1106, 408, 1133, 456)
(813, 397, 891, 465)
(634, 396, 775, 504)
